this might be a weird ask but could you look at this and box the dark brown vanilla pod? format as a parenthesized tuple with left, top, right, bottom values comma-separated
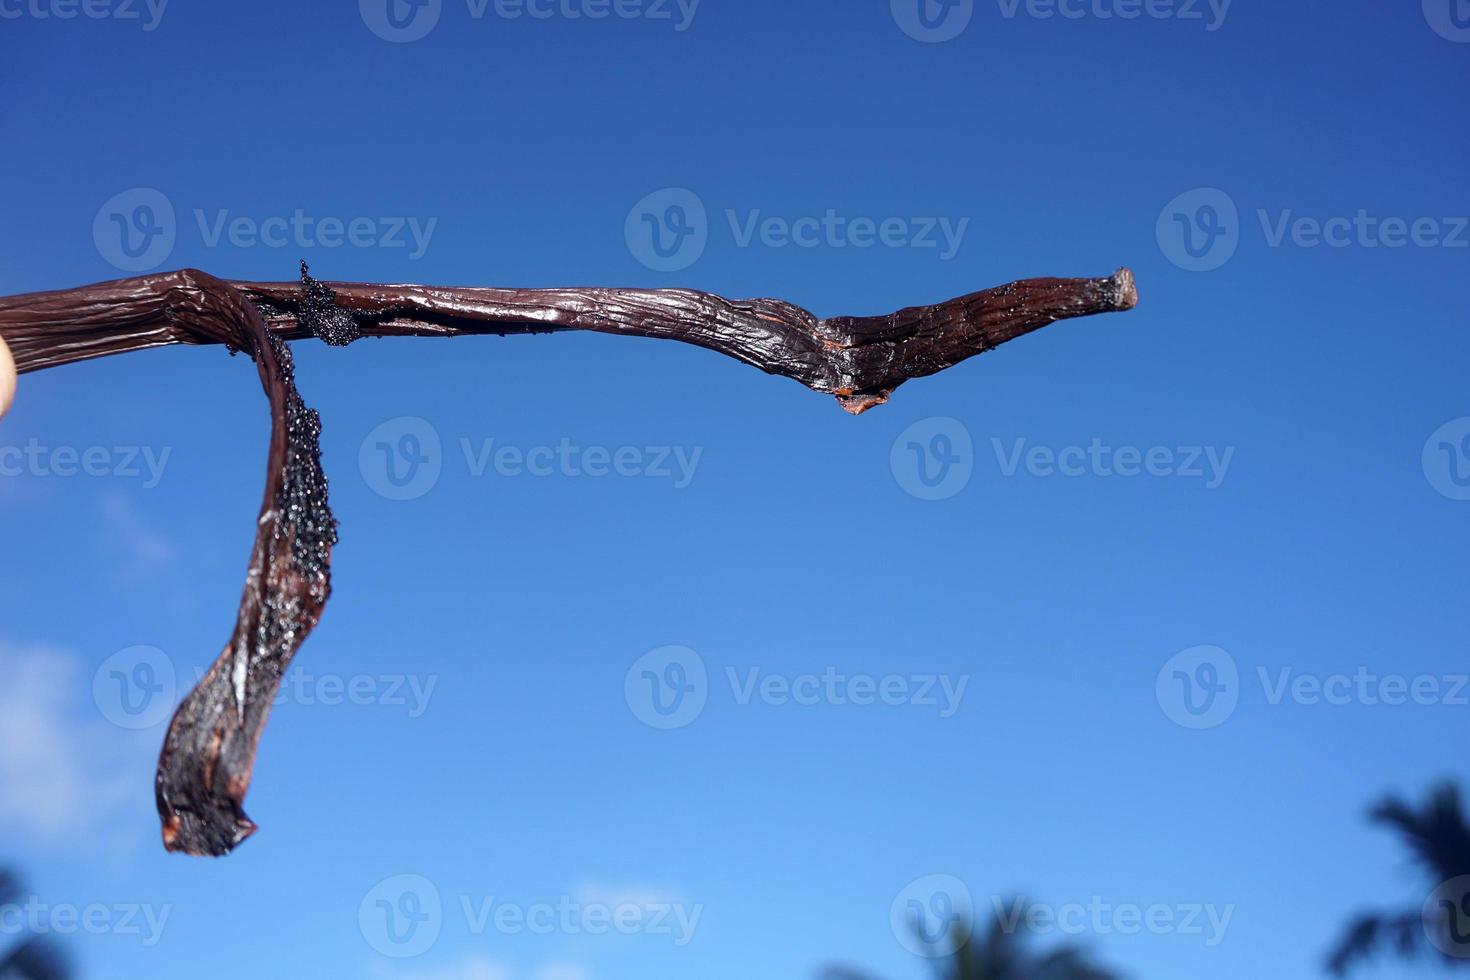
(0, 270, 335, 856)
(229, 266, 1138, 413)
(2, 267, 1137, 407)
(0, 265, 1136, 856)
(154, 324, 335, 857)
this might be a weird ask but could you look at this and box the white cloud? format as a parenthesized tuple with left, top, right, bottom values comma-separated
(0, 642, 155, 850)
(375, 956, 587, 980)
(532, 963, 589, 980)
(379, 955, 510, 980)
(571, 883, 684, 909)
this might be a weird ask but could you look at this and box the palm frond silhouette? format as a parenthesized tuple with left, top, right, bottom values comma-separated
(0, 870, 70, 980)
(825, 899, 1121, 980)
(1328, 783, 1470, 974)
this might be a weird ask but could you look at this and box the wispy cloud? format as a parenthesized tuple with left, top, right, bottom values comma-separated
(379, 955, 510, 980)
(572, 883, 684, 910)
(0, 641, 156, 851)
(99, 493, 176, 584)
(375, 956, 587, 980)
(531, 964, 589, 980)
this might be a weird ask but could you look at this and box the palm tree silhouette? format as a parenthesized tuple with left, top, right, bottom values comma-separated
(0, 869, 69, 980)
(1328, 783, 1470, 974)
(826, 899, 1120, 980)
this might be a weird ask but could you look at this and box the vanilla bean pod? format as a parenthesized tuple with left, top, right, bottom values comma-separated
(0, 265, 1137, 855)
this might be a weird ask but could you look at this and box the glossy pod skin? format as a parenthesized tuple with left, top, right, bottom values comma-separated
(0, 265, 1137, 855)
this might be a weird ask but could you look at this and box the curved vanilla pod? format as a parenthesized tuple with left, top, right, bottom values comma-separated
(0, 265, 1137, 855)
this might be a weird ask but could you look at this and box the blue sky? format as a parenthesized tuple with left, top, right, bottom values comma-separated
(1, 1, 1468, 978)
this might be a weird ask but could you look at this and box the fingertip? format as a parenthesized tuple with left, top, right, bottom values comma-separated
(0, 333, 15, 419)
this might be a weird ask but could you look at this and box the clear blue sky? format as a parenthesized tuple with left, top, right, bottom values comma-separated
(1, 2, 1468, 979)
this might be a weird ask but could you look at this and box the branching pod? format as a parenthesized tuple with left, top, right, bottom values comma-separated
(0, 264, 1137, 855)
